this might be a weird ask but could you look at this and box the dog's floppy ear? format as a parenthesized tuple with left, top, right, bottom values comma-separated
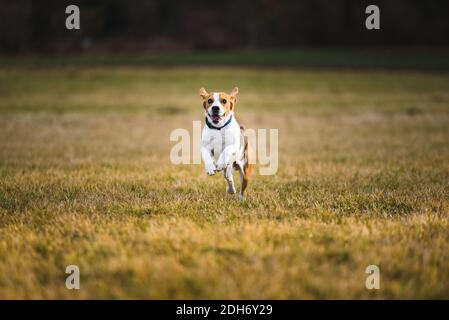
(199, 87, 209, 99)
(230, 87, 239, 99)
(229, 87, 239, 111)
(230, 87, 239, 110)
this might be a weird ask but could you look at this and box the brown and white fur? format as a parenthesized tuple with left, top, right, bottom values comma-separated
(199, 87, 252, 199)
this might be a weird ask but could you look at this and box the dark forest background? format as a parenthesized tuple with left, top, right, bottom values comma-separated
(1, 0, 448, 55)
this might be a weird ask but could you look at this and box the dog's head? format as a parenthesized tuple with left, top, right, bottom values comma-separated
(199, 87, 239, 126)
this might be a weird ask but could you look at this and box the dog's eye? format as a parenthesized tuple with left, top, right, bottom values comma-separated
(207, 99, 213, 104)
(222, 99, 227, 104)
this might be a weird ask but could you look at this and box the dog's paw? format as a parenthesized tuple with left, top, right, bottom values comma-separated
(227, 186, 236, 194)
(205, 163, 217, 176)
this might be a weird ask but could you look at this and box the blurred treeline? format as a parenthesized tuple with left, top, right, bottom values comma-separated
(1, 0, 448, 54)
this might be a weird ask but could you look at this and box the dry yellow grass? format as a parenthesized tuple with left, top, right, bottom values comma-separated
(0, 66, 448, 299)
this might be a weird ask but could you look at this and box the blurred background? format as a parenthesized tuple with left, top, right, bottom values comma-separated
(1, 0, 448, 63)
(1, 1, 449, 299)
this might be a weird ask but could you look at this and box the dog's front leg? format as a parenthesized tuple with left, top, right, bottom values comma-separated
(216, 145, 238, 172)
(223, 165, 236, 194)
(201, 146, 216, 175)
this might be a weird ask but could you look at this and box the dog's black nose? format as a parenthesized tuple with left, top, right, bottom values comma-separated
(211, 106, 220, 114)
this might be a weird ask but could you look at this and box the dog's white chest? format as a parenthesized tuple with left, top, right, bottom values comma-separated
(202, 121, 241, 162)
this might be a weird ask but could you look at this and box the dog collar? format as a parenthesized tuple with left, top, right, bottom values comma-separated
(205, 115, 233, 130)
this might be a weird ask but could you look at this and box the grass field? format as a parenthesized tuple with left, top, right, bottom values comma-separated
(0, 56, 448, 298)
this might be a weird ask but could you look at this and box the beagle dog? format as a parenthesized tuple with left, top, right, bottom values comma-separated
(199, 87, 252, 198)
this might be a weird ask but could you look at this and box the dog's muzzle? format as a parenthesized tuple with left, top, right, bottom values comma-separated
(210, 108, 225, 124)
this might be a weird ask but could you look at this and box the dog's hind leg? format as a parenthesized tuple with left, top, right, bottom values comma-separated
(239, 162, 250, 199)
(223, 165, 236, 194)
(238, 136, 252, 199)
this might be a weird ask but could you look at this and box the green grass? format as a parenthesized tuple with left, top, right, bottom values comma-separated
(0, 60, 448, 298)
(2, 49, 449, 70)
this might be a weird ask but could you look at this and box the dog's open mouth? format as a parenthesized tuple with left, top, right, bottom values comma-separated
(210, 113, 224, 124)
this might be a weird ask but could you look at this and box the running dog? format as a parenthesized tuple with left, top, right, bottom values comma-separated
(199, 87, 252, 198)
